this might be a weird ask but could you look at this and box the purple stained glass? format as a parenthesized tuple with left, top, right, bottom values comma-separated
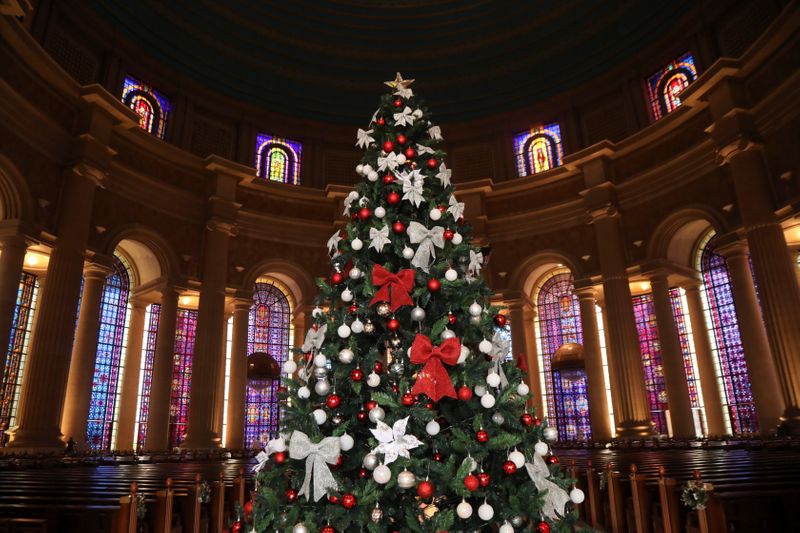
(255, 134, 302, 185)
(701, 240, 757, 433)
(646, 52, 698, 120)
(631, 293, 669, 434)
(168, 308, 197, 448)
(669, 290, 702, 409)
(121, 76, 171, 139)
(244, 283, 291, 448)
(86, 259, 130, 450)
(552, 367, 591, 440)
(135, 304, 161, 448)
(0, 272, 38, 447)
(513, 122, 564, 177)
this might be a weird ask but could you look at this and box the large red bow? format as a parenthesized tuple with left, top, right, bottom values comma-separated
(370, 264, 415, 312)
(409, 334, 461, 402)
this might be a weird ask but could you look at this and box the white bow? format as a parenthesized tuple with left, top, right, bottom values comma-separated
(301, 324, 327, 353)
(253, 450, 270, 473)
(369, 416, 423, 465)
(398, 169, 425, 207)
(436, 163, 452, 187)
(378, 152, 401, 172)
(448, 195, 464, 221)
(343, 191, 359, 216)
(370, 108, 380, 124)
(289, 431, 341, 502)
(327, 231, 342, 256)
(394, 86, 413, 98)
(416, 145, 435, 155)
(525, 454, 571, 520)
(393, 106, 415, 127)
(490, 329, 511, 388)
(356, 128, 375, 149)
(369, 225, 391, 252)
(428, 125, 442, 141)
(466, 250, 483, 281)
(407, 221, 445, 271)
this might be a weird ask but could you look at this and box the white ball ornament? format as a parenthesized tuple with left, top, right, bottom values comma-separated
(445, 268, 458, 281)
(543, 427, 559, 442)
(341, 289, 353, 303)
(314, 380, 331, 396)
(293, 523, 309, 533)
(282, 360, 298, 374)
(373, 464, 391, 484)
(356, 164, 364, 175)
(367, 372, 381, 387)
(480, 393, 496, 409)
(486, 372, 501, 388)
(410, 306, 426, 322)
(397, 469, 416, 489)
(478, 502, 495, 521)
(429, 208, 442, 221)
(458, 345, 470, 364)
(312, 306, 324, 318)
(367, 171, 379, 182)
(468, 301, 483, 317)
(297, 386, 311, 399)
(351, 238, 363, 251)
(456, 500, 473, 519)
(517, 382, 530, 396)
(351, 318, 364, 334)
(374, 206, 386, 219)
(337, 324, 351, 338)
(441, 328, 456, 340)
(314, 353, 328, 367)
(425, 420, 441, 436)
(478, 338, 493, 354)
(402, 247, 415, 260)
(368, 406, 385, 423)
(463, 455, 478, 472)
(470, 315, 482, 325)
(499, 521, 514, 533)
(362, 164, 373, 175)
(508, 449, 525, 468)
(570, 487, 586, 504)
(534, 442, 549, 456)
(474, 384, 487, 397)
(339, 433, 354, 451)
(349, 267, 362, 280)
(396, 153, 407, 165)
(452, 232, 463, 245)
(312, 409, 327, 425)
(363, 453, 379, 470)
(338, 348, 354, 364)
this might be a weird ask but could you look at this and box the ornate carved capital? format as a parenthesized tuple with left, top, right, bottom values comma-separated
(716, 135, 764, 166)
(586, 203, 619, 224)
(207, 218, 238, 237)
(69, 161, 108, 188)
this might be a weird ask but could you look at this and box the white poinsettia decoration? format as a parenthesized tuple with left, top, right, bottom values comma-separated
(448, 194, 464, 221)
(393, 106, 415, 127)
(356, 128, 375, 149)
(327, 231, 343, 256)
(436, 163, 452, 187)
(378, 152, 401, 171)
(343, 191, 359, 216)
(369, 225, 391, 252)
(370, 416, 423, 465)
(428, 125, 443, 141)
(398, 169, 425, 207)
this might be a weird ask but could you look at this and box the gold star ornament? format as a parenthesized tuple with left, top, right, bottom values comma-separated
(385, 72, 415, 90)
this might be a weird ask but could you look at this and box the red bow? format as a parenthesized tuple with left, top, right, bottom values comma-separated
(409, 334, 461, 402)
(370, 264, 415, 312)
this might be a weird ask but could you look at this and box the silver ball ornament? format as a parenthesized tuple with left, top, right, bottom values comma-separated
(402, 247, 415, 260)
(367, 171, 378, 182)
(376, 302, 391, 317)
(283, 360, 298, 374)
(570, 487, 585, 504)
(349, 267, 362, 280)
(368, 406, 385, 423)
(517, 382, 530, 396)
(480, 393, 496, 408)
(410, 306, 426, 322)
(297, 386, 311, 399)
(364, 320, 375, 334)
(339, 433, 354, 451)
(445, 268, 458, 281)
(312, 408, 327, 425)
(425, 420, 440, 435)
(486, 372, 501, 388)
(331, 413, 344, 426)
(397, 469, 416, 489)
(367, 372, 381, 387)
(371, 505, 384, 523)
(499, 522, 514, 533)
(390, 362, 404, 374)
(456, 500, 473, 519)
(534, 441, 549, 456)
(373, 464, 391, 484)
(314, 353, 328, 367)
(478, 338, 492, 354)
(470, 315, 482, 325)
(511, 515, 525, 527)
(351, 318, 364, 334)
(338, 348, 354, 364)
(491, 412, 505, 425)
(313, 366, 328, 379)
(337, 324, 351, 338)
(429, 208, 442, 221)
(351, 238, 363, 251)
(314, 379, 331, 396)
(293, 523, 309, 533)
(468, 301, 483, 317)
(374, 206, 386, 219)
(478, 502, 494, 521)
(341, 289, 354, 303)
(440, 328, 456, 340)
(452, 232, 463, 245)
(363, 453, 379, 470)
(543, 427, 559, 442)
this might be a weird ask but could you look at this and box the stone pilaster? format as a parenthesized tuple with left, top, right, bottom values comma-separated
(113, 299, 148, 450)
(225, 297, 252, 450)
(507, 297, 543, 413)
(145, 287, 179, 450)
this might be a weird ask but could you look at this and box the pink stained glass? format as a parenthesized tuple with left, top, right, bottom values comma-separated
(121, 76, 171, 139)
(168, 308, 197, 448)
(631, 293, 669, 434)
(646, 52, 698, 120)
(513, 122, 564, 177)
(135, 304, 161, 448)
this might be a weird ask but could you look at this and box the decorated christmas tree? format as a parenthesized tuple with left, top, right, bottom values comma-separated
(250, 74, 581, 533)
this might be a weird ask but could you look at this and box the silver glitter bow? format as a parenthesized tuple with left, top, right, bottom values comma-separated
(378, 152, 401, 171)
(490, 330, 511, 388)
(393, 106, 415, 127)
(466, 250, 483, 281)
(525, 454, 570, 520)
(398, 169, 424, 207)
(301, 324, 327, 354)
(436, 163, 452, 187)
(343, 191, 359, 216)
(369, 225, 391, 252)
(356, 128, 375, 149)
(407, 221, 445, 272)
(289, 431, 340, 502)
(448, 194, 464, 221)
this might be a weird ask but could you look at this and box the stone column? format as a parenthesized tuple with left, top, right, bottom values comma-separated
(507, 299, 543, 413)
(113, 299, 148, 450)
(61, 262, 113, 448)
(145, 288, 179, 450)
(575, 287, 613, 441)
(214, 310, 232, 441)
(0, 235, 29, 382)
(225, 298, 252, 450)
(5, 165, 105, 451)
(718, 241, 783, 433)
(682, 282, 728, 436)
(648, 273, 695, 438)
(293, 305, 314, 350)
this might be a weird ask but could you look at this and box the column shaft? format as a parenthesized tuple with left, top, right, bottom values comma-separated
(508, 304, 543, 413)
(576, 290, 612, 441)
(145, 289, 179, 450)
(0, 236, 28, 382)
(214, 313, 231, 440)
(114, 301, 147, 450)
(225, 300, 251, 449)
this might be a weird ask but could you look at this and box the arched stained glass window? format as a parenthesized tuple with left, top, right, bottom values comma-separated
(0, 272, 38, 447)
(646, 52, 698, 121)
(697, 232, 757, 434)
(514, 122, 564, 177)
(552, 367, 591, 441)
(533, 270, 590, 440)
(133, 304, 161, 449)
(245, 281, 292, 448)
(121, 76, 172, 139)
(87, 257, 132, 450)
(169, 308, 197, 448)
(631, 293, 669, 434)
(255, 134, 302, 185)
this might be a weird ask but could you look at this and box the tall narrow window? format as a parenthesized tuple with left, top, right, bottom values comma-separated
(646, 52, 698, 121)
(697, 232, 757, 434)
(121, 75, 172, 139)
(168, 308, 197, 448)
(133, 304, 161, 449)
(221, 316, 234, 447)
(670, 288, 706, 435)
(245, 281, 292, 448)
(631, 293, 669, 434)
(87, 257, 132, 450)
(552, 366, 591, 441)
(255, 134, 302, 185)
(514, 122, 564, 176)
(595, 305, 616, 435)
(0, 272, 38, 447)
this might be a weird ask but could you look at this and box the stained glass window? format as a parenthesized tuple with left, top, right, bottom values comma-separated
(646, 52, 698, 121)
(168, 308, 197, 448)
(255, 134, 302, 185)
(595, 305, 616, 435)
(0, 272, 38, 447)
(86, 257, 132, 450)
(121, 75, 171, 139)
(133, 304, 160, 449)
(533, 270, 590, 440)
(697, 232, 757, 434)
(670, 288, 707, 435)
(552, 367, 591, 441)
(514, 122, 564, 177)
(631, 293, 669, 434)
(221, 316, 233, 447)
(245, 282, 291, 448)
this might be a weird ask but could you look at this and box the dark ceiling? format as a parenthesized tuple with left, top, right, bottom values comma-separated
(85, 0, 698, 125)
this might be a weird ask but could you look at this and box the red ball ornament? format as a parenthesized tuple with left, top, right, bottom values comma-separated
(534, 417, 542, 427)
(341, 493, 357, 509)
(351, 368, 363, 381)
(328, 494, 340, 504)
(274, 451, 287, 464)
(351, 212, 359, 221)
(359, 467, 369, 478)
(521, 412, 534, 427)
(286, 488, 298, 502)
(349, 303, 358, 314)
(365, 400, 378, 411)
(387, 191, 401, 205)
(392, 98, 403, 108)
(396, 134, 407, 145)
(425, 401, 434, 410)
(358, 207, 371, 221)
(391, 384, 399, 393)
(402, 393, 416, 406)
(447, 312, 457, 325)
(357, 409, 367, 422)
(427, 278, 441, 293)
(463, 474, 479, 492)
(277, 386, 287, 394)
(476, 429, 489, 443)
(326, 394, 341, 409)
(494, 314, 507, 327)
(383, 173, 394, 185)
(536, 521, 551, 533)
(373, 361, 384, 374)
(331, 272, 344, 285)
(382, 140, 395, 152)
(231, 521, 242, 533)
(376, 117, 386, 126)
(547, 455, 559, 465)
(503, 460, 518, 475)
(457, 385, 473, 402)
(392, 220, 405, 234)
(321, 526, 336, 533)
(432, 451, 443, 462)
(426, 158, 438, 169)
(404, 147, 416, 159)
(387, 318, 400, 331)
(478, 471, 491, 487)
(417, 480, 434, 499)
(244, 500, 253, 519)
(443, 229, 455, 241)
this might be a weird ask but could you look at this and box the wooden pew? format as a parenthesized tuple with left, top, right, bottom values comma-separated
(656, 466, 682, 533)
(0, 518, 48, 533)
(208, 471, 226, 533)
(628, 464, 651, 533)
(606, 462, 627, 533)
(111, 482, 138, 533)
(150, 477, 175, 533)
(180, 474, 204, 533)
(584, 459, 605, 529)
(692, 470, 728, 533)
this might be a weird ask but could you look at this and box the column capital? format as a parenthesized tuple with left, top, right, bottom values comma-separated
(0, 232, 32, 251)
(129, 297, 148, 311)
(715, 239, 749, 260)
(716, 133, 764, 167)
(233, 297, 253, 312)
(207, 217, 238, 237)
(69, 161, 108, 188)
(83, 260, 114, 281)
(643, 267, 672, 286)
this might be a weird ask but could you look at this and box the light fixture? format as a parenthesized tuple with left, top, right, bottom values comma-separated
(180, 296, 191, 306)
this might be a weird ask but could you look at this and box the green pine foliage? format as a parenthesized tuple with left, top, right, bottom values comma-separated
(252, 77, 578, 533)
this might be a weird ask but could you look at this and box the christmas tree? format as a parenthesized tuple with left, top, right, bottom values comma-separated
(250, 74, 581, 533)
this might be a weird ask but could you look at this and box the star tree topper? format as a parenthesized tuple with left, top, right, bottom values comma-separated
(370, 416, 423, 464)
(385, 72, 415, 98)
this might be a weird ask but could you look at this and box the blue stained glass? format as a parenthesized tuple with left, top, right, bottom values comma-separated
(168, 308, 197, 448)
(646, 52, 698, 120)
(514, 122, 564, 177)
(631, 293, 669, 434)
(553, 367, 591, 441)
(121, 76, 171, 139)
(255, 134, 302, 185)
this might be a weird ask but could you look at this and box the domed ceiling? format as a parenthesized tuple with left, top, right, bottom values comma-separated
(86, 0, 698, 124)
